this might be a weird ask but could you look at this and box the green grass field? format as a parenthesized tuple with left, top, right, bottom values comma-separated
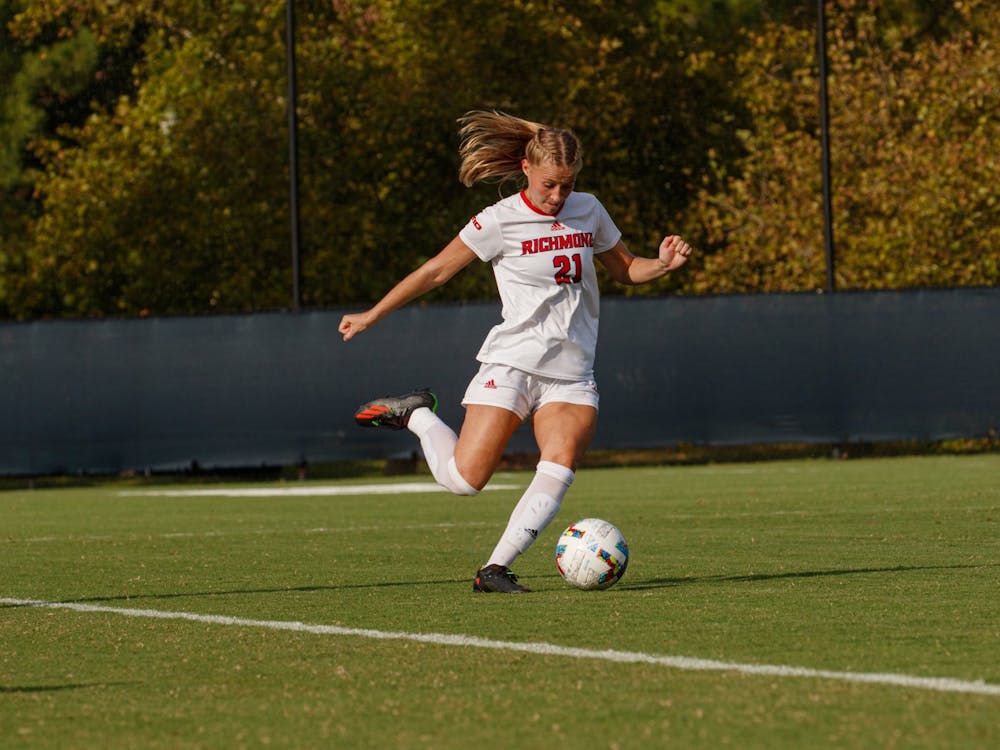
(3, 454, 999, 748)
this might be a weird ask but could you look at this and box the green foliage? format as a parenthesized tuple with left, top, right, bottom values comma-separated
(685, 0, 1000, 293)
(1, 0, 996, 317)
(16, 20, 293, 315)
(0, 0, 142, 316)
(1, 0, 98, 315)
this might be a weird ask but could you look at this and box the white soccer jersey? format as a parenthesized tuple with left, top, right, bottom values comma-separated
(458, 190, 622, 380)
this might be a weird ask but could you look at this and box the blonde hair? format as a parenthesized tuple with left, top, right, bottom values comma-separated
(457, 110, 583, 187)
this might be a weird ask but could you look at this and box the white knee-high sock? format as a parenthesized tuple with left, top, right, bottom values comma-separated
(407, 407, 479, 496)
(487, 460, 574, 568)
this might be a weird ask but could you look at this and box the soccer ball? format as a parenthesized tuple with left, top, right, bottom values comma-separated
(555, 518, 629, 590)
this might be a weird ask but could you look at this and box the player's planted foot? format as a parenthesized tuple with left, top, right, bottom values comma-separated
(472, 564, 531, 593)
(354, 389, 438, 430)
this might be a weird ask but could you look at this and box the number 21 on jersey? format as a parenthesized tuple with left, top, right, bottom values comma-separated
(553, 253, 583, 284)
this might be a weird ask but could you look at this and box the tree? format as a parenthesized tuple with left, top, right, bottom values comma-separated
(0, 0, 115, 315)
(9, 0, 992, 317)
(294, 0, 742, 306)
(683, 0, 999, 293)
(8, 2, 294, 315)
(7, 0, 742, 316)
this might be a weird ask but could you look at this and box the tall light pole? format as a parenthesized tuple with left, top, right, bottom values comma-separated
(286, 0, 303, 309)
(817, 0, 836, 293)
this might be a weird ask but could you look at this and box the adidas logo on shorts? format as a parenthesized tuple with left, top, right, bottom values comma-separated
(483, 379, 497, 389)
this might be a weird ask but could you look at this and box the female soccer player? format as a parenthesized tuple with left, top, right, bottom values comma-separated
(339, 111, 692, 592)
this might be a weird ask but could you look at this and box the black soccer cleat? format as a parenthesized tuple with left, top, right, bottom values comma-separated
(354, 389, 438, 430)
(473, 564, 531, 593)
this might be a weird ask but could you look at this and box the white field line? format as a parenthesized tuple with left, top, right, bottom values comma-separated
(9, 521, 491, 544)
(9, 481, 514, 543)
(117, 482, 519, 498)
(4, 598, 1000, 698)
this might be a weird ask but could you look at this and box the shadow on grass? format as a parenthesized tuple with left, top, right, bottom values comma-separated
(622, 562, 996, 591)
(2, 564, 993, 607)
(0, 682, 132, 693)
(1, 578, 473, 608)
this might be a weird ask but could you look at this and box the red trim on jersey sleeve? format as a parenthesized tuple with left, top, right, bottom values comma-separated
(519, 191, 559, 217)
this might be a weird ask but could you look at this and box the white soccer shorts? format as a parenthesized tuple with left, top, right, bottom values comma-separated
(461, 362, 599, 420)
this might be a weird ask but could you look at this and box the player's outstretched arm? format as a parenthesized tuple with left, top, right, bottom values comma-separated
(339, 236, 477, 341)
(596, 235, 693, 286)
